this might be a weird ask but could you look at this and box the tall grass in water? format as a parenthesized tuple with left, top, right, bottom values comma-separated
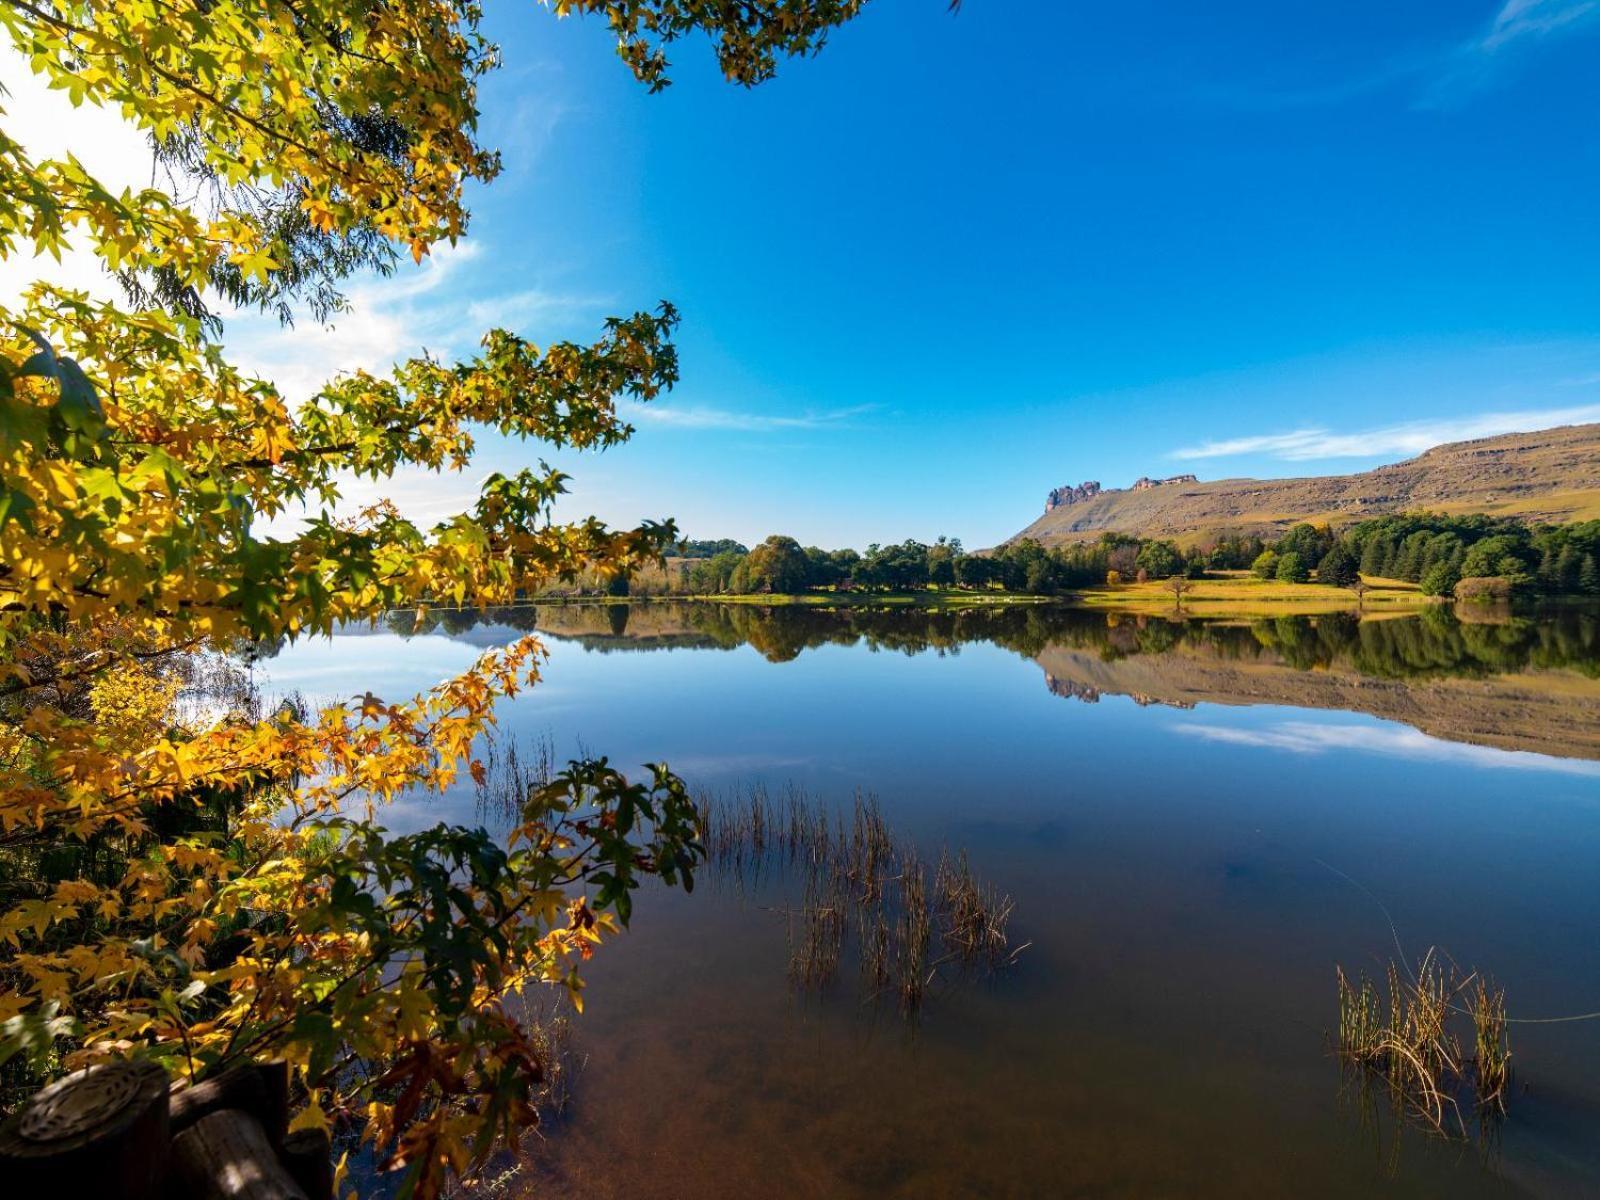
(896, 847, 931, 1013)
(700, 786, 1022, 1017)
(1335, 948, 1513, 1139)
(473, 732, 556, 823)
(935, 849, 1015, 967)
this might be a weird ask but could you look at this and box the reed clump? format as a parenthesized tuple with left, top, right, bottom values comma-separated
(1469, 974, 1511, 1110)
(700, 786, 1022, 1017)
(788, 868, 848, 987)
(474, 732, 556, 823)
(1335, 949, 1513, 1137)
(897, 847, 931, 1013)
(935, 849, 1015, 967)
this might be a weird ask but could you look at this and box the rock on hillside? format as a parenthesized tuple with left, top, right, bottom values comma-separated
(1010, 422, 1600, 546)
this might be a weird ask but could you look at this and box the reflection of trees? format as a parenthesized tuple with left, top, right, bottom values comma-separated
(290, 600, 1600, 681)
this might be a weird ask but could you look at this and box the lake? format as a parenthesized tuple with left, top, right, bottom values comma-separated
(259, 603, 1600, 1198)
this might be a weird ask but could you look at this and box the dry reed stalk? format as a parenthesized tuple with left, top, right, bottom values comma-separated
(474, 733, 555, 822)
(1334, 947, 1513, 1140)
(699, 784, 1020, 1016)
(897, 847, 931, 1014)
(1469, 975, 1511, 1110)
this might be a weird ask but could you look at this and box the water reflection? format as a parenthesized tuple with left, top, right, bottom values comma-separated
(354, 601, 1600, 760)
(257, 599, 1600, 1198)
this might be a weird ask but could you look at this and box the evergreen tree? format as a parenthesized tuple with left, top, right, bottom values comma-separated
(1359, 536, 1387, 578)
(1317, 544, 1360, 588)
(1582, 555, 1600, 596)
(1557, 544, 1582, 592)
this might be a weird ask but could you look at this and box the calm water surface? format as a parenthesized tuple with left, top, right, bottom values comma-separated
(261, 604, 1600, 1198)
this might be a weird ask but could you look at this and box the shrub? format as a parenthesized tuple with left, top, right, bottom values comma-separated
(1419, 561, 1461, 597)
(1275, 552, 1310, 583)
(1454, 576, 1513, 604)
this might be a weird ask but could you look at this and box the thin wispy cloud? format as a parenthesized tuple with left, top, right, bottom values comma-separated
(1212, 0, 1600, 111)
(1421, 0, 1600, 104)
(1170, 402, 1600, 463)
(1177, 720, 1600, 779)
(622, 401, 878, 433)
(1478, 0, 1599, 52)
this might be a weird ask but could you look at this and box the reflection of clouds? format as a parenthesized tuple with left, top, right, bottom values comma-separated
(1177, 719, 1600, 778)
(666, 753, 816, 777)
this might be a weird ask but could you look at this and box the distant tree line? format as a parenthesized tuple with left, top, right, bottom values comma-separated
(1342, 514, 1600, 598)
(633, 514, 1600, 599)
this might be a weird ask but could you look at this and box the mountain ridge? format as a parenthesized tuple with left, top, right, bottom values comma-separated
(1009, 421, 1600, 546)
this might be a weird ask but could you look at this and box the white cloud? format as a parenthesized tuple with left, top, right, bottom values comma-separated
(621, 401, 877, 433)
(1177, 719, 1600, 778)
(1479, 0, 1599, 52)
(1170, 402, 1600, 463)
(224, 242, 608, 404)
(0, 45, 156, 301)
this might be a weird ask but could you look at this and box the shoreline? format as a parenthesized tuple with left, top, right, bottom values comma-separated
(532, 576, 1439, 617)
(525, 576, 1597, 619)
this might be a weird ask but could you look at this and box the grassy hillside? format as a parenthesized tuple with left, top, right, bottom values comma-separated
(1012, 422, 1600, 546)
(1033, 634, 1600, 761)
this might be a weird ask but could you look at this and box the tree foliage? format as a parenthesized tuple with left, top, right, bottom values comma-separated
(0, 1, 875, 1194)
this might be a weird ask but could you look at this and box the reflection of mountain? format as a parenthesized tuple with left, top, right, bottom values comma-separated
(1045, 675, 1195, 710)
(1034, 640, 1600, 760)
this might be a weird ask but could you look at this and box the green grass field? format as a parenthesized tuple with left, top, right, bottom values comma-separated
(1069, 571, 1428, 616)
(681, 588, 1058, 609)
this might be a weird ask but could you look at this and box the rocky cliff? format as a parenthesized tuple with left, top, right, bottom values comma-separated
(1012, 422, 1600, 545)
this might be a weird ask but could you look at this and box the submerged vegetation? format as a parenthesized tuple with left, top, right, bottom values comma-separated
(700, 788, 1022, 1016)
(1335, 951, 1512, 1140)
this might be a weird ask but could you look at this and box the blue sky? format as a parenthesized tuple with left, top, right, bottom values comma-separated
(12, 0, 1600, 548)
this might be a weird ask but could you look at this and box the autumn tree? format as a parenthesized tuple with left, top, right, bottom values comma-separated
(0, 1, 873, 1195)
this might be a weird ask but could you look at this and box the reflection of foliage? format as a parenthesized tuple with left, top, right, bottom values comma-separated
(376, 603, 1600, 682)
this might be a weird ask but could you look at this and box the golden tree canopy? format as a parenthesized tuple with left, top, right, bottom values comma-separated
(0, 1, 875, 1194)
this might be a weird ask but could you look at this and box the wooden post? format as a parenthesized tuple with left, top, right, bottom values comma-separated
(170, 1110, 309, 1200)
(0, 1060, 170, 1199)
(280, 1127, 334, 1200)
(2, 1059, 331, 1200)
(171, 1061, 291, 1148)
